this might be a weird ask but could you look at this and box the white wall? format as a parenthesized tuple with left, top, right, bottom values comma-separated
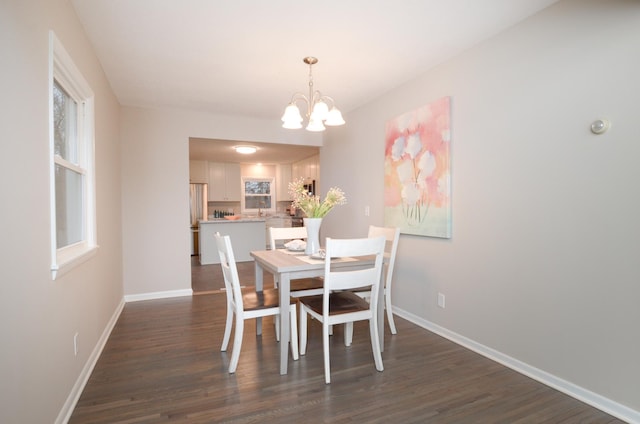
(321, 0, 640, 417)
(120, 107, 322, 296)
(0, 0, 123, 422)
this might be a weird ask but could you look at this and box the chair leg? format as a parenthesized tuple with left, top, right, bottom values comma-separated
(275, 314, 280, 342)
(221, 305, 233, 351)
(369, 317, 384, 372)
(228, 316, 244, 373)
(299, 305, 308, 356)
(323, 322, 331, 384)
(386, 289, 397, 334)
(289, 305, 299, 360)
(344, 322, 353, 346)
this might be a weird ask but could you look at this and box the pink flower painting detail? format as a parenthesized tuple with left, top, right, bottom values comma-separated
(384, 97, 451, 238)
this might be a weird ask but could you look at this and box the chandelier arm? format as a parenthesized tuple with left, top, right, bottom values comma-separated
(318, 94, 336, 109)
(288, 91, 310, 104)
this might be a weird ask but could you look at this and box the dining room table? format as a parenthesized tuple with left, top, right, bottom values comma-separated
(250, 248, 386, 375)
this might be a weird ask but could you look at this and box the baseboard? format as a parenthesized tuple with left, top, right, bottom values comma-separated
(55, 298, 126, 424)
(55, 289, 194, 422)
(124, 288, 193, 302)
(392, 307, 639, 424)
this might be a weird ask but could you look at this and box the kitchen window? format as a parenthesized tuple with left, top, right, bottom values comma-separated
(241, 177, 275, 215)
(49, 32, 97, 279)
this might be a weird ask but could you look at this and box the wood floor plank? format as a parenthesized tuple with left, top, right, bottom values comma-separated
(70, 282, 624, 423)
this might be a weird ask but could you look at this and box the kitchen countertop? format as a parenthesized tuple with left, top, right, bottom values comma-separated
(200, 218, 266, 224)
(200, 215, 293, 224)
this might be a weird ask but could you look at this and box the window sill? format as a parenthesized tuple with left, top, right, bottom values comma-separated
(51, 244, 99, 280)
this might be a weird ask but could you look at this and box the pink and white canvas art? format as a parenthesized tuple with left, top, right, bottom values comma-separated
(384, 97, 451, 238)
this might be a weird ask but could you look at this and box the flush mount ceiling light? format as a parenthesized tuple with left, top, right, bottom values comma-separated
(234, 146, 257, 154)
(281, 56, 345, 132)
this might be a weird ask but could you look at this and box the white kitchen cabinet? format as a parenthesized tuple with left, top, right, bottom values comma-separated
(276, 164, 293, 201)
(291, 155, 319, 184)
(208, 162, 241, 201)
(189, 160, 208, 183)
(308, 155, 319, 181)
(291, 155, 320, 183)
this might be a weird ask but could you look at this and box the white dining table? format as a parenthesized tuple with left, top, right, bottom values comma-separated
(250, 249, 386, 375)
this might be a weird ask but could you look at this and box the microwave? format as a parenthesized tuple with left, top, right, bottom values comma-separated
(303, 180, 316, 196)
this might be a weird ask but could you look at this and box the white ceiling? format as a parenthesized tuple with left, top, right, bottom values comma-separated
(189, 138, 319, 164)
(71, 0, 559, 163)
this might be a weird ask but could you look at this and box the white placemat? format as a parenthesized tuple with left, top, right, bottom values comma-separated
(277, 249, 357, 264)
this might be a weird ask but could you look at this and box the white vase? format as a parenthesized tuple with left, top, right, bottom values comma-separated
(303, 217, 322, 255)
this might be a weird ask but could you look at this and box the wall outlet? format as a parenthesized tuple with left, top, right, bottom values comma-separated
(364, 206, 370, 217)
(437, 293, 446, 309)
(73, 332, 79, 356)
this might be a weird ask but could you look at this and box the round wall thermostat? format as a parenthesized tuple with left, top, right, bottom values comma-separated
(591, 119, 610, 134)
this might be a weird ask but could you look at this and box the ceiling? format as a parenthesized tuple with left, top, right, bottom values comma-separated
(71, 0, 559, 163)
(189, 138, 319, 164)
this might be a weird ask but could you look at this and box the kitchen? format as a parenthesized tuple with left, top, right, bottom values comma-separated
(189, 137, 320, 285)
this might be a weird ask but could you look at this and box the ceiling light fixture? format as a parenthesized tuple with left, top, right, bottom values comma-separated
(281, 57, 345, 132)
(234, 146, 257, 154)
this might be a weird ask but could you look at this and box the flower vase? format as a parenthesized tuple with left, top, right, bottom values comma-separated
(303, 217, 322, 255)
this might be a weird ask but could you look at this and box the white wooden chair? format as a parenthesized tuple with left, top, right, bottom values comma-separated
(298, 236, 386, 384)
(214, 232, 299, 373)
(269, 226, 324, 297)
(351, 225, 401, 334)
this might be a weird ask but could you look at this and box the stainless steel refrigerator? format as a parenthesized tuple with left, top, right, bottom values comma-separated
(189, 183, 208, 255)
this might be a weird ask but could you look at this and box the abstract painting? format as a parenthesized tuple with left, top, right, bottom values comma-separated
(384, 96, 451, 238)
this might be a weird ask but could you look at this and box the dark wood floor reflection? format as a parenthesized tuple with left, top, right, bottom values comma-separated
(69, 283, 622, 422)
(191, 255, 270, 294)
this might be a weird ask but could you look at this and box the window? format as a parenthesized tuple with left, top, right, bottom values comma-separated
(241, 177, 275, 214)
(49, 32, 97, 279)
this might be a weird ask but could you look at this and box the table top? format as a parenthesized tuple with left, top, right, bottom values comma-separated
(250, 249, 376, 275)
(250, 249, 324, 273)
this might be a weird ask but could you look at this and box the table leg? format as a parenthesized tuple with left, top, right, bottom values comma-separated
(254, 260, 264, 336)
(279, 273, 291, 375)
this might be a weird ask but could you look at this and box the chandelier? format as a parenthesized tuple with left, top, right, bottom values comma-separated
(281, 57, 345, 132)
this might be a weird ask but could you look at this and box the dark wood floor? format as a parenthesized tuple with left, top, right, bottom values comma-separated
(191, 256, 265, 294)
(69, 261, 623, 423)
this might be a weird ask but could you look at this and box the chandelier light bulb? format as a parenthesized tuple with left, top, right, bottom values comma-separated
(311, 100, 329, 121)
(281, 104, 303, 129)
(306, 116, 326, 132)
(324, 107, 345, 126)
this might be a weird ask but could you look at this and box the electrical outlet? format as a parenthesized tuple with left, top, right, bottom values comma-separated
(73, 332, 79, 356)
(364, 206, 370, 217)
(437, 293, 446, 309)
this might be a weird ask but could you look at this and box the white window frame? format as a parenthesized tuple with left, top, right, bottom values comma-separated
(241, 177, 276, 215)
(49, 31, 97, 280)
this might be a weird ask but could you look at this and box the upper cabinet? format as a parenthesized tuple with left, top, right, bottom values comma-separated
(189, 160, 208, 184)
(292, 155, 319, 183)
(276, 164, 293, 201)
(208, 162, 241, 201)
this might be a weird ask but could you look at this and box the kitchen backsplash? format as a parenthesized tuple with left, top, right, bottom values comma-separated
(207, 201, 293, 218)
